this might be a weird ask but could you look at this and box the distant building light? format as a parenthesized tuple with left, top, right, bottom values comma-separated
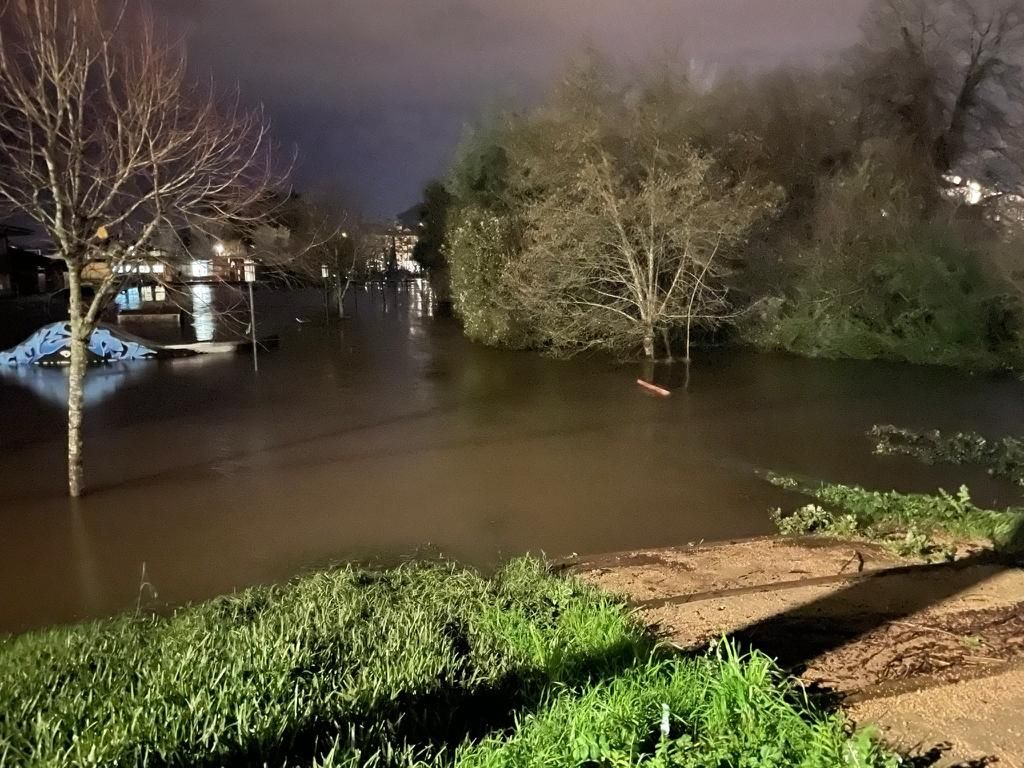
(213, 242, 225, 256)
(321, 264, 330, 279)
(191, 260, 211, 278)
(967, 181, 983, 205)
(243, 259, 256, 283)
(152, 263, 165, 274)
(138, 264, 151, 274)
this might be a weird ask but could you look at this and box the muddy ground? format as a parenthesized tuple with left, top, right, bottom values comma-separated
(568, 537, 1024, 767)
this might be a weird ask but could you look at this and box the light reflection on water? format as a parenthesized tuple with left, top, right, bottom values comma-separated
(190, 284, 216, 342)
(0, 362, 152, 409)
(114, 283, 218, 343)
(115, 285, 167, 311)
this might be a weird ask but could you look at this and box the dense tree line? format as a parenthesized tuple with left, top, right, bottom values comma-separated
(418, 0, 1024, 367)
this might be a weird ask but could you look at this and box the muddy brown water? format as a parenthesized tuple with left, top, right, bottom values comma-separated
(2, 281, 1024, 635)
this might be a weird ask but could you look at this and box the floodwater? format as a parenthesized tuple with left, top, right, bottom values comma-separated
(2, 280, 1024, 634)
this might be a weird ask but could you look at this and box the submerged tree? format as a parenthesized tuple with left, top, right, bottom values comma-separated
(508, 68, 780, 360)
(517, 145, 778, 360)
(0, 0, 280, 496)
(444, 125, 535, 347)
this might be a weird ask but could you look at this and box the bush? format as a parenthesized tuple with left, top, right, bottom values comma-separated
(744, 224, 1024, 370)
(770, 504, 859, 538)
(446, 206, 534, 349)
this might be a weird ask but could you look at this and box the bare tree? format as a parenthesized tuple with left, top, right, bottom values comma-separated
(855, 0, 1024, 193)
(515, 143, 778, 360)
(0, 0, 280, 496)
(258, 196, 373, 317)
(332, 218, 378, 317)
(505, 66, 780, 361)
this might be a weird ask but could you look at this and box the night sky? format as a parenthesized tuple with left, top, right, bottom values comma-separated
(172, 1, 869, 217)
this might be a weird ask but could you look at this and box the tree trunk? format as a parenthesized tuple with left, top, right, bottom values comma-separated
(334, 249, 352, 318)
(661, 328, 673, 362)
(335, 277, 350, 318)
(66, 268, 88, 498)
(683, 318, 693, 391)
(642, 330, 655, 359)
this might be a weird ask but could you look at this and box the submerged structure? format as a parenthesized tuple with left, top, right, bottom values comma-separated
(1, 322, 159, 366)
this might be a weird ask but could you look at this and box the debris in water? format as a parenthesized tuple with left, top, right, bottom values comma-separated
(637, 379, 671, 397)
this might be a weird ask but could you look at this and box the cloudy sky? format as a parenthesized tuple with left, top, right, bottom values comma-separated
(170, 1, 870, 216)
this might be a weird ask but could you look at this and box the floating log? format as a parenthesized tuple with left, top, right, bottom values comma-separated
(636, 379, 671, 397)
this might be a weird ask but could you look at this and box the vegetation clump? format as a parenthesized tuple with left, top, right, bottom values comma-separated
(767, 474, 1024, 559)
(0, 557, 895, 767)
(871, 425, 1024, 486)
(743, 226, 1024, 371)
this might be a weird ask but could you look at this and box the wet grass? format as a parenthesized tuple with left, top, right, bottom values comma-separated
(767, 424, 1024, 558)
(0, 557, 895, 767)
(767, 473, 1024, 558)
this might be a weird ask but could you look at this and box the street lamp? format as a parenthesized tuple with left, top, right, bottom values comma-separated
(244, 259, 258, 373)
(213, 242, 225, 256)
(320, 263, 332, 320)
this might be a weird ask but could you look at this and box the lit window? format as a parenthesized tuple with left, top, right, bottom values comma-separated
(151, 263, 165, 274)
(138, 264, 151, 274)
(191, 260, 211, 278)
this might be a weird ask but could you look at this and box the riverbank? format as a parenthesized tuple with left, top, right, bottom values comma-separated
(0, 556, 894, 767)
(570, 537, 1024, 765)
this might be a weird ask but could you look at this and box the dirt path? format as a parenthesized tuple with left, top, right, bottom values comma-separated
(569, 537, 1024, 766)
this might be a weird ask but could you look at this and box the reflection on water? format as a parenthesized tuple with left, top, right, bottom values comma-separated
(190, 284, 216, 342)
(3, 281, 1024, 634)
(114, 283, 225, 344)
(115, 284, 167, 311)
(0, 362, 152, 409)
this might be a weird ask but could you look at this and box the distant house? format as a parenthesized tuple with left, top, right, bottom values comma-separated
(0, 224, 28, 296)
(108, 225, 258, 284)
(0, 224, 63, 296)
(943, 174, 1024, 226)
(365, 212, 422, 276)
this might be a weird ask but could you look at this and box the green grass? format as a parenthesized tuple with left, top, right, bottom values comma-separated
(0, 557, 894, 767)
(766, 473, 1024, 558)
(439, 644, 892, 768)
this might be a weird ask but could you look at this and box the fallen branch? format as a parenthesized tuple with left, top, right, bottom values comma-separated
(637, 379, 671, 397)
